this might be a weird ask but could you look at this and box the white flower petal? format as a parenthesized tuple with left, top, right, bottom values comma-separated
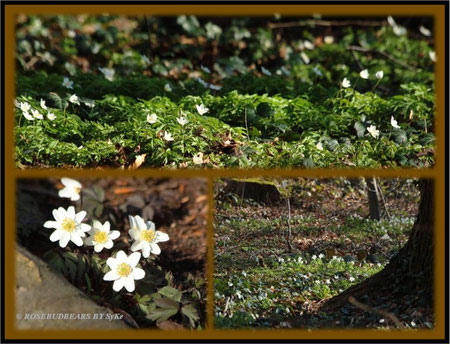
(113, 278, 125, 292)
(94, 244, 103, 252)
(156, 231, 169, 242)
(131, 241, 144, 252)
(49, 229, 63, 242)
(104, 240, 114, 249)
(132, 268, 145, 280)
(67, 206, 75, 219)
(150, 243, 161, 255)
(84, 236, 94, 245)
(104, 270, 119, 281)
(124, 276, 136, 292)
(135, 216, 147, 230)
(141, 243, 151, 258)
(52, 208, 63, 222)
(115, 250, 127, 261)
(59, 233, 71, 248)
(109, 230, 120, 240)
(146, 221, 156, 231)
(103, 221, 110, 233)
(127, 252, 141, 268)
(106, 257, 118, 269)
(75, 210, 86, 223)
(71, 234, 84, 246)
(80, 223, 91, 232)
(44, 220, 59, 229)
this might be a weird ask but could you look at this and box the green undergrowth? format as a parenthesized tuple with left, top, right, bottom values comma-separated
(15, 84, 434, 168)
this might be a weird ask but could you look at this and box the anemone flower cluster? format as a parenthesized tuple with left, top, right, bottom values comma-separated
(16, 99, 57, 122)
(44, 178, 170, 293)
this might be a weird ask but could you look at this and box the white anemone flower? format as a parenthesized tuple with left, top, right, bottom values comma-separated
(62, 77, 74, 89)
(85, 220, 120, 252)
(375, 71, 384, 80)
(98, 67, 115, 82)
(429, 51, 436, 63)
(146, 113, 158, 124)
(128, 215, 170, 258)
(163, 131, 174, 142)
(261, 66, 272, 76)
(419, 25, 432, 37)
(359, 69, 369, 79)
(200, 65, 211, 74)
(193, 152, 203, 165)
(316, 142, 323, 151)
(390, 116, 400, 129)
(196, 78, 209, 88)
(164, 83, 173, 92)
(177, 116, 188, 126)
(44, 206, 91, 248)
(209, 84, 222, 91)
(69, 94, 80, 105)
(300, 52, 310, 65)
(196, 104, 209, 115)
(58, 177, 82, 201)
(31, 109, 43, 119)
(20, 102, 31, 113)
(103, 251, 145, 292)
(324, 36, 334, 44)
(393, 25, 407, 36)
(303, 40, 314, 50)
(341, 78, 351, 88)
(387, 16, 396, 27)
(40, 99, 47, 110)
(23, 111, 34, 121)
(47, 112, 56, 121)
(367, 125, 380, 138)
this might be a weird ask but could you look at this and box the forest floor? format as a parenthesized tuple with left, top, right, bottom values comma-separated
(214, 178, 434, 329)
(16, 177, 208, 329)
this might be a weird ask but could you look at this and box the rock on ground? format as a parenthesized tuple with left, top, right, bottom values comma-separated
(15, 244, 129, 329)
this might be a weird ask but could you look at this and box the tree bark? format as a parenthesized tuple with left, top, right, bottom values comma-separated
(366, 177, 381, 221)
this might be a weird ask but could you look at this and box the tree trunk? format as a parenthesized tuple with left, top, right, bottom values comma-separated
(366, 177, 381, 220)
(321, 179, 434, 312)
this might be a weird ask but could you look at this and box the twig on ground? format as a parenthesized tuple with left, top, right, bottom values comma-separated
(268, 19, 385, 29)
(348, 296, 405, 329)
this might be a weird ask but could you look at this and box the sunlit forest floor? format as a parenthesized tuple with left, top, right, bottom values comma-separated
(214, 178, 433, 329)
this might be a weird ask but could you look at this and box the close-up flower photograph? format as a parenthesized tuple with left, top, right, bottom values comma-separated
(15, 177, 208, 330)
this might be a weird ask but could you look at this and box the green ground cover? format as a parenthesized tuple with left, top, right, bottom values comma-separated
(15, 15, 435, 168)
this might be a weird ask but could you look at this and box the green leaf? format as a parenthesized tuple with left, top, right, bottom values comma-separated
(354, 121, 366, 138)
(158, 286, 182, 302)
(393, 130, 408, 145)
(181, 304, 199, 327)
(147, 298, 179, 322)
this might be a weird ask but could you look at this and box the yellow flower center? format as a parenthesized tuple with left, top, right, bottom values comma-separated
(61, 218, 76, 232)
(140, 229, 156, 242)
(74, 187, 81, 194)
(94, 231, 108, 244)
(116, 262, 132, 277)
